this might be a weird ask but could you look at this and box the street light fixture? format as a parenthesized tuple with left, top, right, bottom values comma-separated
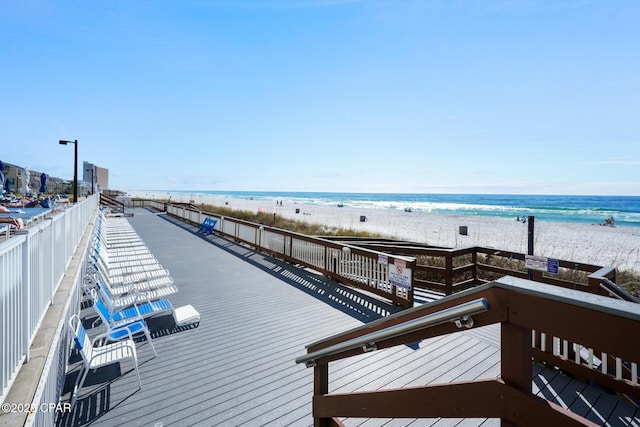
(59, 139, 78, 203)
(85, 163, 95, 195)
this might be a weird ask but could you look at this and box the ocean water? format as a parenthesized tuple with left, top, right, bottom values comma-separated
(166, 191, 640, 228)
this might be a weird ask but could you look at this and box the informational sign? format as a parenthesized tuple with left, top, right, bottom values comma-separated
(389, 262, 412, 290)
(525, 255, 559, 274)
(378, 254, 388, 265)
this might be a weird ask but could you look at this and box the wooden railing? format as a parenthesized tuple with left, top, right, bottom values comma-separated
(99, 193, 126, 214)
(122, 200, 635, 307)
(128, 200, 416, 308)
(330, 239, 635, 303)
(295, 276, 640, 426)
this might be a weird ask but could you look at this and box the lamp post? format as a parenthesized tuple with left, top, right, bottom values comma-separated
(59, 139, 78, 203)
(85, 163, 95, 195)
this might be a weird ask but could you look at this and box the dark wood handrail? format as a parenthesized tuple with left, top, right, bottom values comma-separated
(299, 276, 640, 426)
(295, 297, 489, 367)
(99, 193, 125, 213)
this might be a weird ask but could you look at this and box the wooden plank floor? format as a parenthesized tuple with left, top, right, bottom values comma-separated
(55, 209, 639, 427)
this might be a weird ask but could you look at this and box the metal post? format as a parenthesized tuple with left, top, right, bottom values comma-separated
(59, 139, 78, 203)
(527, 216, 534, 280)
(73, 139, 78, 203)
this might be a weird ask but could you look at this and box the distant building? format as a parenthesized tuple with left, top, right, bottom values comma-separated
(83, 161, 110, 193)
(1, 159, 108, 196)
(0, 162, 61, 194)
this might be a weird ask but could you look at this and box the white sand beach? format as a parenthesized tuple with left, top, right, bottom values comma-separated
(131, 191, 640, 274)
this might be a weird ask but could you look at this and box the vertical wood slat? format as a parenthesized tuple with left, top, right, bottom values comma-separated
(313, 363, 330, 427)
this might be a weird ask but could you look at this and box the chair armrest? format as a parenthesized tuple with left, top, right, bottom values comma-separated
(88, 339, 137, 364)
(92, 331, 111, 346)
(130, 288, 152, 305)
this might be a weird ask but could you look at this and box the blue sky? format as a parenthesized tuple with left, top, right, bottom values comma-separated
(1, 0, 638, 195)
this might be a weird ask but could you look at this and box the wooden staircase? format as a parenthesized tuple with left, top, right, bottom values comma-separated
(99, 193, 131, 216)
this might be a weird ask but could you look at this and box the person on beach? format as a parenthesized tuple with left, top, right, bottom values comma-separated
(24, 195, 51, 209)
(0, 216, 24, 229)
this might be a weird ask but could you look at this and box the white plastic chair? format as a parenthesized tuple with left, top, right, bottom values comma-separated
(68, 314, 141, 407)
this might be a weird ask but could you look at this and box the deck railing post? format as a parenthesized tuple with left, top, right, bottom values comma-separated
(445, 254, 453, 295)
(19, 230, 32, 363)
(314, 363, 330, 427)
(472, 250, 478, 284)
(501, 321, 533, 426)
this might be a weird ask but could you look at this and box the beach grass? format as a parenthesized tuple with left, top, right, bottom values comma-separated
(617, 270, 640, 297)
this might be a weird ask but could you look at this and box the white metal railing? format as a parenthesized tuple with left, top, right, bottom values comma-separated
(0, 195, 97, 406)
(25, 259, 84, 427)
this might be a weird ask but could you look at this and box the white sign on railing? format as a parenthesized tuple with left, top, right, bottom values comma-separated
(525, 255, 559, 274)
(389, 261, 412, 290)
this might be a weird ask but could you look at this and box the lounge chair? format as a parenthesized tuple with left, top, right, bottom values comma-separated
(94, 233, 149, 250)
(86, 261, 175, 293)
(68, 314, 141, 407)
(91, 246, 157, 266)
(94, 280, 178, 310)
(92, 248, 163, 271)
(92, 222, 147, 246)
(92, 238, 158, 259)
(93, 287, 200, 328)
(93, 218, 143, 240)
(91, 232, 163, 271)
(91, 258, 170, 280)
(198, 218, 217, 235)
(90, 292, 157, 357)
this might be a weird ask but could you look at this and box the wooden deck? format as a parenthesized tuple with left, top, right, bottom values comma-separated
(56, 209, 639, 427)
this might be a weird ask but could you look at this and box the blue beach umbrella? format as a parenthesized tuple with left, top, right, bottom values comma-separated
(39, 172, 47, 194)
(4, 177, 9, 193)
